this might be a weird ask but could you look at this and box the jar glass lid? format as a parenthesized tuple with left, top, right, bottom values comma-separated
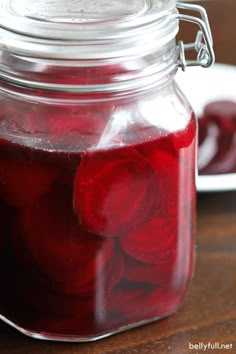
(0, 0, 215, 93)
(0, 0, 177, 40)
(0, 0, 179, 94)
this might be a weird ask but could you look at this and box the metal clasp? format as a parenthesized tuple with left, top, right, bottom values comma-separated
(176, 1, 215, 71)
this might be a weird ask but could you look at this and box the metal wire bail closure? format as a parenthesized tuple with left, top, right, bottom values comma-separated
(176, 1, 215, 71)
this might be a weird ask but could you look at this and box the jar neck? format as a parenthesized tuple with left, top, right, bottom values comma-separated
(0, 39, 178, 99)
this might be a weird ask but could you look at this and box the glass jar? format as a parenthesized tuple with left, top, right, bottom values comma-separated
(0, 0, 214, 342)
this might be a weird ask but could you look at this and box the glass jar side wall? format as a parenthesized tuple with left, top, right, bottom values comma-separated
(0, 81, 196, 341)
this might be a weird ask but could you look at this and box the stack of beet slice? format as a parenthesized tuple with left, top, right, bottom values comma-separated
(73, 147, 158, 238)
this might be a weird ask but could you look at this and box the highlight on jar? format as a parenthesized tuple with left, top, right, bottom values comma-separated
(0, 0, 214, 342)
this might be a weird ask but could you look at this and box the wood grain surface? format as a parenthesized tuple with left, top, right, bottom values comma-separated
(0, 1, 236, 353)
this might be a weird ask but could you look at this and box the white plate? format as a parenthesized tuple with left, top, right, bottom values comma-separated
(176, 63, 236, 193)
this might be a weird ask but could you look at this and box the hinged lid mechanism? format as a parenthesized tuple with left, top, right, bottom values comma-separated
(177, 2, 214, 71)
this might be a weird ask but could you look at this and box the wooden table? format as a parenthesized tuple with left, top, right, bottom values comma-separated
(0, 1, 235, 353)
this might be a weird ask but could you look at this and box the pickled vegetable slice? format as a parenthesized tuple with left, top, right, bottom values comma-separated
(121, 214, 177, 264)
(74, 148, 157, 237)
(0, 159, 57, 207)
(18, 190, 114, 277)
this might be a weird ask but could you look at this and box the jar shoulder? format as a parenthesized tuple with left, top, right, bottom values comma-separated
(0, 82, 196, 151)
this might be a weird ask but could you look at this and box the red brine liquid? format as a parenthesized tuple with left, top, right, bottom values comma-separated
(0, 115, 196, 340)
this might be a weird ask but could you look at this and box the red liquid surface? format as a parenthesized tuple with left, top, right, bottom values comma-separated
(198, 100, 236, 175)
(0, 116, 196, 339)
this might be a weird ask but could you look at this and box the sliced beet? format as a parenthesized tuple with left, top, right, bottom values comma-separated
(18, 189, 114, 280)
(198, 101, 236, 175)
(123, 254, 176, 286)
(136, 131, 175, 158)
(32, 314, 97, 337)
(201, 132, 235, 175)
(0, 159, 58, 207)
(50, 249, 124, 296)
(141, 286, 179, 318)
(6, 265, 94, 316)
(101, 250, 124, 294)
(0, 200, 12, 253)
(171, 114, 196, 151)
(143, 263, 191, 318)
(213, 114, 236, 134)
(201, 100, 236, 169)
(120, 214, 177, 264)
(198, 117, 208, 146)
(106, 288, 147, 320)
(138, 128, 195, 212)
(32, 309, 118, 337)
(46, 152, 80, 187)
(73, 147, 157, 237)
(5, 268, 97, 334)
(204, 100, 236, 121)
(199, 116, 236, 175)
(138, 148, 179, 215)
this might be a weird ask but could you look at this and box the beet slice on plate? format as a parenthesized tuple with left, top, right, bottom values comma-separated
(198, 117, 208, 146)
(202, 131, 235, 175)
(73, 147, 157, 237)
(18, 189, 114, 282)
(121, 214, 177, 264)
(204, 100, 236, 122)
(198, 100, 236, 174)
(199, 114, 236, 175)
(0, 159, 58, 207)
